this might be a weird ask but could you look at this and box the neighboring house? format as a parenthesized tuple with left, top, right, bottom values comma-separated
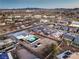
(8, 30, 29, 40)
(57, 50, 79, 59)
(69, 27, 78, 33)
(60, 26, 69, 31)
(63, 33, 79, 48)
(0, 37, 16, 51)
(63, 33, 75, 41)
(67, 52, 79, 59)
(73, 35, 79, 48)
(57, 50, 72, 59)
(69, 21, 79, 28)
(51, 30, 65, 40)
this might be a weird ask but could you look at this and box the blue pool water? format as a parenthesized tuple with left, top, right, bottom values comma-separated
(0, 52, 9, 59)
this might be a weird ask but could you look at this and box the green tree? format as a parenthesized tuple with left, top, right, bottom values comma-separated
(63, 39, 72, 46)
(45, 44, 59, 59)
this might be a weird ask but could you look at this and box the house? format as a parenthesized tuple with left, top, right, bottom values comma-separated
(63, 33, 75, 41)
(8, 30, 58, 58)
(73, 35, 79, 48)
(69, 21, 79, 28)
(57, 50, 72, 59)
(67, 52, 79, 59)
(14, 16, 21, 18)
(9, 31, 29, 40)
(40, 19, 48, 23)
(0, 23, 6, 26)
(60, 26, 69, 31)
(51, 30, 65, 40)
(33, 15, 42, 19)
(0, 36, 16, 51)
(57, 50, 79, 59)
(69, 27, 78, 33)
(63, 33, 79, 48)
(18, 35, 57, 58)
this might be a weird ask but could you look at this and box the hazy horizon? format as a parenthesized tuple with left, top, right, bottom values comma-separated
(0, 0, 79, 9)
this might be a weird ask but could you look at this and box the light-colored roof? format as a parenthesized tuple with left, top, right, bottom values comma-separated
(8, 52, 13, 59)
(69, 24, 79, 27)
(67, 53, 79, 59)
(57, 50, 72, 59)
(10, 31, 29, 39)
(69, 21, 79, 27)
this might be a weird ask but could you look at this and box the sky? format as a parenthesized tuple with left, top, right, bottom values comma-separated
(0, 0, 79, 9)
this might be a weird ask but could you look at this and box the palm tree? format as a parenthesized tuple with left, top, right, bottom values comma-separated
(63, 39, 72, 46)
(45, 44, 60, 59)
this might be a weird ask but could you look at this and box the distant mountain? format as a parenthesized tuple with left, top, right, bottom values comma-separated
(0, 8, 79, 12)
